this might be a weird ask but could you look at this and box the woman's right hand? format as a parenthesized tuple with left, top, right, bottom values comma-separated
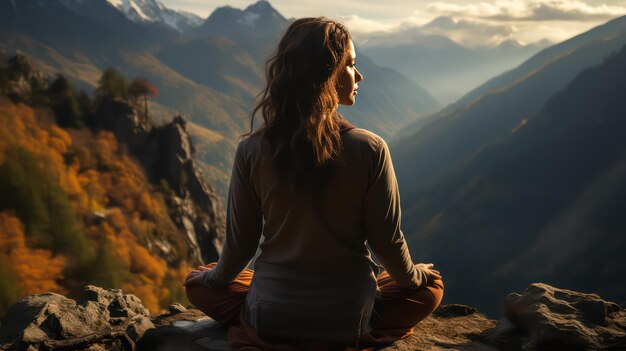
(183, 263, 217, 287)
(415, 263, 442, 283)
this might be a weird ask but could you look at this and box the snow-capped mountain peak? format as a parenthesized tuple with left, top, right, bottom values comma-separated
(105, 0, 202, 32)
(194, 1, 287, 39)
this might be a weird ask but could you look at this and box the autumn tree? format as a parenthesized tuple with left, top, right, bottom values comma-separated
(129, 78, 159, 122)
(0, 212, 66, 316)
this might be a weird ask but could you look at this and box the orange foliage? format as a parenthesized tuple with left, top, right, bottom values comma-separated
(0, 212, 67, 295)
(0, 99, 192, 314)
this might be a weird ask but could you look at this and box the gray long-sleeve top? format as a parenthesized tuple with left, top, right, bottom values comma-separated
(202, 127, 426, 342)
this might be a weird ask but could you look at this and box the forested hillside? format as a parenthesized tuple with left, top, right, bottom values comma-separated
(0, 54, 221, 320)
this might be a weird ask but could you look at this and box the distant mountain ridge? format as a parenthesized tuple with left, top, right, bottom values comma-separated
(390, 13, 626, 315)
(0, 0, 438, 197)
(444, 14, 626, 116)
(359, 19, 551, 104)
(194, 0, 287, 40)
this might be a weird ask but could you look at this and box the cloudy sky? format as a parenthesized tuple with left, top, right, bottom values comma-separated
(162, 0, 626, 46)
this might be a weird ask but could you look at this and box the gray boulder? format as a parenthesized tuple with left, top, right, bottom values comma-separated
(482, 283, 626, 350)
(0, 286, 154, 350)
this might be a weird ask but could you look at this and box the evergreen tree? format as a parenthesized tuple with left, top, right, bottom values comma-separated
(0, 146, 93, 265)
(76, 89, 93, 127)
(0, 256, 20, 321)
(95, 67, 129, 101)
(0, 52, 8, 90)
(90, 235, 126, 289)
(0, 147, 53, 247)
(48, 75, 83, 128)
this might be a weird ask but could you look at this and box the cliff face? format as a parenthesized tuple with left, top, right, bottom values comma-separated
(92, 100, 225, 263)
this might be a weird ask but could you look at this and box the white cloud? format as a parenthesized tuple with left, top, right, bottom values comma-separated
(419, 16, 517, 46)
(426, 0, 626, 22)
(335, 14, 398, 34)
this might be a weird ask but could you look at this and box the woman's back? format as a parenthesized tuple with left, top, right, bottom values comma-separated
(209, 126, 423, 341)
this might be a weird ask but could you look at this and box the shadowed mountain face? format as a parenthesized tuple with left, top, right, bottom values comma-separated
(392, 30, 626, 315)
(0, 0, 437, 197)
(393, 15, 626, 187)
(0, 0, 178, 54)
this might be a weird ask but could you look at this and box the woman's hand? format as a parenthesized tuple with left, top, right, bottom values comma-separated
(415, 263, 442, 283)
(183, 265, 213, 287)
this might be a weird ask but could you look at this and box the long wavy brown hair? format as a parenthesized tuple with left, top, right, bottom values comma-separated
(242, 17, 353, 183)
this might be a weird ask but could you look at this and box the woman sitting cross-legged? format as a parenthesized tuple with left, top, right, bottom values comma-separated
(184, 17, 444, 351)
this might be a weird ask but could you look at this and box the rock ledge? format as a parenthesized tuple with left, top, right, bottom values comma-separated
(1, 283, 624, 351)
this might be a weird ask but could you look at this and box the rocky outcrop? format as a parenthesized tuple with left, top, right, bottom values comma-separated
(1, 52, 47, 103)
(0, 286, 153, 351)
(1, 283, 624, 350)
(481, 283, 626, 350)
(93, 100, 225, 264)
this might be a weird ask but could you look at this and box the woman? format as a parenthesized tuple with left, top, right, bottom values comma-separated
(184, 17, 444, 350)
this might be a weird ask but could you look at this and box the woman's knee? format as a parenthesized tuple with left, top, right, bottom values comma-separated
(184, 263, 219, 317)
(426, 277, 444, 311)
(184, 284, 211, 310)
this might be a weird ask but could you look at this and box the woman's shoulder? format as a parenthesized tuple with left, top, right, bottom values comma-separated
(343, 127, 386, 151)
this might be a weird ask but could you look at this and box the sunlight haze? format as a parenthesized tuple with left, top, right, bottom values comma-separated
(162, 0, 626, 46)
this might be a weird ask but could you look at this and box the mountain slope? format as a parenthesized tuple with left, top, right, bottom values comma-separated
(155, 36, 264, 100)
(0, 0, 177, 55)
(447, 15, 626, 115)
(393, 39, 626, 316)
(0, 97, 191, 315)
(393, 26, 626, 190)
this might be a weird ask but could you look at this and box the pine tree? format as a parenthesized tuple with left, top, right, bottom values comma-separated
(0, 147, 52, 247)
(95, 67, 129, 101)
(48, 75, 83, 128)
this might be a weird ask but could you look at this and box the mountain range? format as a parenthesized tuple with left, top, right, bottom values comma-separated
(391, 13, 626, 315)
(0, 0, 438, 197)
(4, 0, 626, 317)
(358, 17, 552, 104)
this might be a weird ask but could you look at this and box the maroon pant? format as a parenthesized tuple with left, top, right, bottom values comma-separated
(185, 263, 444, 351)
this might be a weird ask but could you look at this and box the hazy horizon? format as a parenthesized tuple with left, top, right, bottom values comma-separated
(162, 0, 626, 46)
